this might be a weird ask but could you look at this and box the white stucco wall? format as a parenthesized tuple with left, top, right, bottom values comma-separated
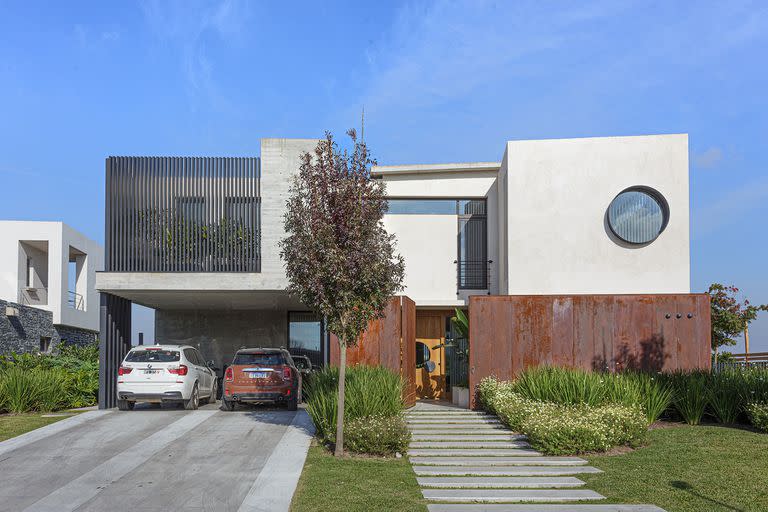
(380, 169, 500, 305)
(0, 221, 103, 330)
(501, 134, 690, 294)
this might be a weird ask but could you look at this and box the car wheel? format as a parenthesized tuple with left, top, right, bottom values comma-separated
(221, 398, 235, 411)
(184, 383, 200, 410)
(202, 379, 217, 405)
(117, 399, 134, 411)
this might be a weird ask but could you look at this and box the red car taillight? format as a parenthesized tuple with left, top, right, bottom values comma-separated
(118, 366, 132, 376)
(168, 364, 188, 376)
(282, 367, 292, 381)
(225, 367, 234, 382)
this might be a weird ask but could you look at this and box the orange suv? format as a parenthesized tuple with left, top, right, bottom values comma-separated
(221, 348, 301, 411)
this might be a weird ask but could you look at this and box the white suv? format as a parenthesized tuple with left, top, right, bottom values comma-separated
(116, 345, 217, 411)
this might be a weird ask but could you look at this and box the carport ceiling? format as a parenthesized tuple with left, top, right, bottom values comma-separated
(105, 290, 305, 310)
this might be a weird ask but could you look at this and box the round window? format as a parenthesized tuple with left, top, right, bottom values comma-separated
(415, 342, 431, 368)
(607, 187, 669, 245)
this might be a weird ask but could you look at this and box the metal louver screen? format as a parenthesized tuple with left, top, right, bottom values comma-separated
(105, 157, 261, 272)
(607, 189, 666, 244)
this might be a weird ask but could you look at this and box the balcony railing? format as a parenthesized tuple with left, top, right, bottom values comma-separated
(456, 260, 491, 290)
(68, 291, 85, 311)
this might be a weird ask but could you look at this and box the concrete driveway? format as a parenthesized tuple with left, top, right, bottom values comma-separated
(0, 403, 314, 512)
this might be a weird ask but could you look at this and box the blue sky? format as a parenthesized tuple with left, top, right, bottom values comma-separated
(1, 1, 767, 352)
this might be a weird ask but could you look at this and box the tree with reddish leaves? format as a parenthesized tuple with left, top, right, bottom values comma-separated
(707, 283, 768, 363)
(280, 130, 404, 455)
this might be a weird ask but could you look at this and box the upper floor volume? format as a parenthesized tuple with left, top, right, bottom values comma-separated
(105, 157, 261, 273)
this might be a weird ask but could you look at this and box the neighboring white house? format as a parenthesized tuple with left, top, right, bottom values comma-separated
(0, 221, 103, 352)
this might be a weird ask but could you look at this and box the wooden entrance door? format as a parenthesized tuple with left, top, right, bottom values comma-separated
(415, 311, 449, 400)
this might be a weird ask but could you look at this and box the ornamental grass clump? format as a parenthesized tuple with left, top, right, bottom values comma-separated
(304, 365, 407, 453)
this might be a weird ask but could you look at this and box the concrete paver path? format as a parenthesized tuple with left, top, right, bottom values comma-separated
(406, 401, 665, 512)
(0, 402, 313, 512)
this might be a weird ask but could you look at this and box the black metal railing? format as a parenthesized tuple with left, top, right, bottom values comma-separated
(456, 260, 490, 290)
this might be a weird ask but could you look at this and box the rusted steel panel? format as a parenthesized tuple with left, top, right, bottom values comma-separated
(551, 297, 573, 367)
(469, 294, 712, 406)
(328, 296, 416, 405)
(401, 296, 417, 407)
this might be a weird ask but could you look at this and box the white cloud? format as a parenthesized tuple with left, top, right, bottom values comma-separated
(693, 147, 723, 169)
(139, 0, 251, 111)
(695, 178, 768, 235)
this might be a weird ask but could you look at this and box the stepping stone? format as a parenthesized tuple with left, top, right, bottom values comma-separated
(427, 505, 666, 511)
(410, 456, 587, 466)
(410, 424, 508, 431)
(407, 418, 501, 424)
(412, 465, 603, 476)
(410, 442, 531, 449)
(411, 433, 526, 441)
(421, 489, 605, 502)
(408, 449, 542, 457)
(417, 477, 586, 489)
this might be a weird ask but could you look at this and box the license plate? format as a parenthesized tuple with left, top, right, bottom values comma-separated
(144, 369, 161, 374)
(248, 372, 268, 379)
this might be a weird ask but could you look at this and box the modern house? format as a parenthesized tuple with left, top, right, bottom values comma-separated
(0, 221, 103, 353)
(95, 135, 710, 408)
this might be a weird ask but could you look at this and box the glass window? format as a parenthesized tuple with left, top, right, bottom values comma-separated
(233, 353, 284, 365)
(607, 187, 669, 244)
(289, 312, 322, 352)
(125, 349, 180, 363)
(415, 342, 431, 368)
(387, 199, 457, 215)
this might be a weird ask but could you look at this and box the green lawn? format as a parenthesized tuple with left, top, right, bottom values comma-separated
(291, 445, 426, 512)
(582, 424, 768, 512)
(0, 413, 75, 442)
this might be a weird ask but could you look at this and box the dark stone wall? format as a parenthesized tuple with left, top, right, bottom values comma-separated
(55, 325, 98, 347)
(0, 299, 57, 354)
(0, 299, 97, 354)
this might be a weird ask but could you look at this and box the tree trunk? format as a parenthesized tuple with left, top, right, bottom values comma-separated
(334, 340, 347, 456)
(714, 346, 719, 365)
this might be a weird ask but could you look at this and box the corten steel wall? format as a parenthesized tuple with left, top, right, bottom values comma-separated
(105, 156, 261, 272)
(468, 294, 711, 408)
(329, 296, 417, 406)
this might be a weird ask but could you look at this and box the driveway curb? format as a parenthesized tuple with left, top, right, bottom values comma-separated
(237, 409, 316, 512)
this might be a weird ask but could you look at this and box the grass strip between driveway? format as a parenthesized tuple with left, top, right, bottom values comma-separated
(582, 424, 768, 512)
(0, 412, 79, 442)
(291, 444, 426, 512)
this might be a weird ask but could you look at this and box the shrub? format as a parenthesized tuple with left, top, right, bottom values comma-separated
(343, 414, 410, 455)
(523, 403, 647, 455)
(746, 402, 768, 432)
(477, 376, 647, 455)
(707, 369, 746, 424)
(304, 365, 405, 443)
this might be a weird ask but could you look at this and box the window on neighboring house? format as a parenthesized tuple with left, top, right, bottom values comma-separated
(40, 337, 51, 353)
(26, 257, 34, 287)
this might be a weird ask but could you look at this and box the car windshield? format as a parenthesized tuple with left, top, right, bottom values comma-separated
(125, 349, 180, 363)
(233, 353, 283, 365)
